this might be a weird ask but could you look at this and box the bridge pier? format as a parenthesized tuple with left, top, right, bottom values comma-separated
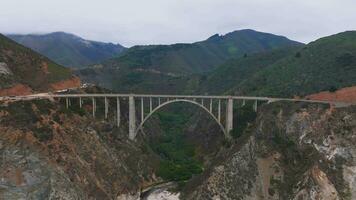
(149, 97, 152, 112)
(92, 97, 96, 117)
(117, 97, 120, 127)
(129, 96, 136, 140)
(66, 98, 69, 108)
(225, 98, 233, 138)
(141, 98, 144, 122)
(104, 97, 109, 119)
(253, 100, 258, 112)
(218, 99, 221, 122)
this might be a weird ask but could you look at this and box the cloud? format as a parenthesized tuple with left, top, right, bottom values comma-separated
(1, 0, 356, 46)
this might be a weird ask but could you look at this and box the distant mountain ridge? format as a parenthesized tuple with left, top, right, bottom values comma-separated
(105, 29, 303, 74)
(77, 29, 303, 93)
(7, 32, 126, 68)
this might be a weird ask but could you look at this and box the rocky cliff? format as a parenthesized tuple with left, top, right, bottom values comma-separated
(182, 102, 356, 200)
(0, 98, 160, 199)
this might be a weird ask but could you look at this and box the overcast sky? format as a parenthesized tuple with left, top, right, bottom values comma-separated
(1, 0, 356, 47)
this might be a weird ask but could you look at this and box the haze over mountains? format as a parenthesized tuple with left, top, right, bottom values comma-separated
(7, 32, 126, 68)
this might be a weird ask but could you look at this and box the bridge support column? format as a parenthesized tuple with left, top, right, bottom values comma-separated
(104, 97, 108, 119)
(117, 97, 120, 127)
(141, 97, 144, 122)
(225, 98, 233, 138)
(66, 98, 69, 108)
(79, 97, 82, 108)
(92, 97, 96, 117)
(253, 100, 258, 112)
(218, 99, 221, 122)
(150, 97, 152, 112)
(129, 96, 136, 140)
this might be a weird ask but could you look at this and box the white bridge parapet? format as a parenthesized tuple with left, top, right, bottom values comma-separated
(1, 93, 343, 140)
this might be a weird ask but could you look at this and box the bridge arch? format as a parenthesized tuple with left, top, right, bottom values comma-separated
(134, 99, 227, 138)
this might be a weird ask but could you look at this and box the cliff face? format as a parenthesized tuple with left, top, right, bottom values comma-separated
(0, 99, 159, 199)
(183, 102, 356, 200)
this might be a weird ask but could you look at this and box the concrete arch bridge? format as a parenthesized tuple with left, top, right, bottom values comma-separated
(3, 94, 343, 140)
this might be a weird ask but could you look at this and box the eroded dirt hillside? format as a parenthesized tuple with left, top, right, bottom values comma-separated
(182, 102, 356, 200)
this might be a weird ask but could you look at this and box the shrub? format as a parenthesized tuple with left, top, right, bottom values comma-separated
(328, 86, 338, 92)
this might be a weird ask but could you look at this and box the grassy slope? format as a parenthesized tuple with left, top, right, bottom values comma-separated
(0, 34, 72, 90)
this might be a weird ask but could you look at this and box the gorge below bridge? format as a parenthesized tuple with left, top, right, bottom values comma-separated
(2, 94, 349, 140)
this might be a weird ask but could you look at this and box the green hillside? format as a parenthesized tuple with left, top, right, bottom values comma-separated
(77, 29, 302, 93)
(0, 34, 72, 91)
(197, 46, 301, 95)
(7, 32, 126, 68)
(105, 29, 302, 74)
(235, 31, 356, 97)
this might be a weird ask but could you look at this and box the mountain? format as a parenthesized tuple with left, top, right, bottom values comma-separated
(195, 31, 356, 98)
(77, 29, 302, 93)
(197, 46, 301, 95)
(235, 31, 356, 97)
(0, 34, 76, 95)
(7, 32, 126, 68)
(103, 29, 302, 74)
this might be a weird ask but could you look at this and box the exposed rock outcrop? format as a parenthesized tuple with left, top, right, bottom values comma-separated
(0, 99, 159, 199)
(183, 102, 356, 200)
(0, 62, 12, 75)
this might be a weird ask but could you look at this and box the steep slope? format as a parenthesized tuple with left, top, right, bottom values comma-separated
(0, 96, 159, 199)
(7, 32, 126, 68)
(77, 29, 302, 93)
(236, 31, 356, 97)
(197, 46, 301, 95)
(183, 102, 356, 199)
(0, 34, 76, 95)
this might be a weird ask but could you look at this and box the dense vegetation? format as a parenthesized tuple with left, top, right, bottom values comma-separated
(148, 106, 203, 181)
(235, 31, 356, 97)
(197, 46, 301, 95)
(8, 32, 126, 68)
(230, 103, 257, 139)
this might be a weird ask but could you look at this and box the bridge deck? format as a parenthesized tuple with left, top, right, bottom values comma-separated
(0, 93, 346, 105)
